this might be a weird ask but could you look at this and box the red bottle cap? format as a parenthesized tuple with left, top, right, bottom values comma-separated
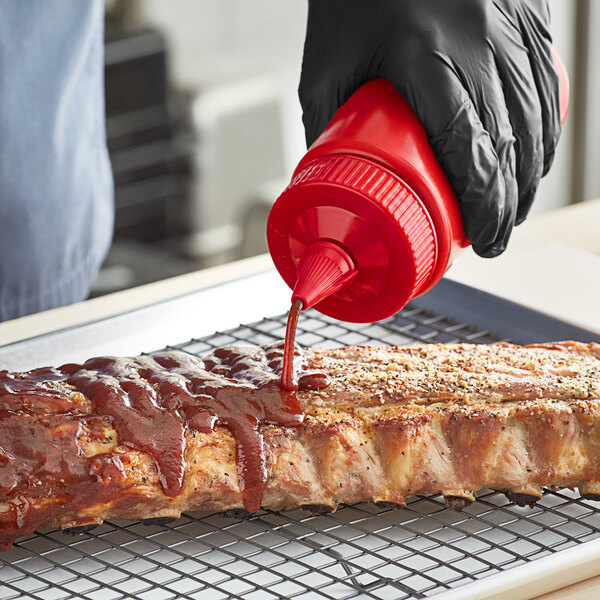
(267, 154, 437, 322)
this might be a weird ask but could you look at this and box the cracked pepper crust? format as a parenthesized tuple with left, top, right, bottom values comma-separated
(1, 341, 599, 550)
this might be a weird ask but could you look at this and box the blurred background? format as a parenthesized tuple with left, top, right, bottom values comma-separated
(94, 0, 600, 296)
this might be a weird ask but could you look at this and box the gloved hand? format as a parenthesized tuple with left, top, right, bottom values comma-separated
(299, 0, 562, 257)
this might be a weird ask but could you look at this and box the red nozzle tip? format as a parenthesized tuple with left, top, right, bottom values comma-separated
(292, 241, 357, 309)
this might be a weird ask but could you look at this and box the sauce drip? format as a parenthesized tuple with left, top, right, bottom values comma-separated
(0, 342, 331, 535)
(281, 298, 304, 391)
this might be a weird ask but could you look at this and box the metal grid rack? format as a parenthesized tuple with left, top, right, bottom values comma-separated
(2, 303, 600, 600)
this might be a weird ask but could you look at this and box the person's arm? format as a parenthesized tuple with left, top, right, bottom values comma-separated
(0, 0, 113, 321)
(299, 0, 561, 258)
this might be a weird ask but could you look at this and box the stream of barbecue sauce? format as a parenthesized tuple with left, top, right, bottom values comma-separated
(281, 298, 304, 391)
(0, 334, 330, 539)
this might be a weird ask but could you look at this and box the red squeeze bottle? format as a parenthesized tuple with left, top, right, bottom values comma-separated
(268, 49, 570, 324)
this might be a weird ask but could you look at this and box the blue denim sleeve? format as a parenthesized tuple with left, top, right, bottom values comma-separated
(0, 0, 114, 321)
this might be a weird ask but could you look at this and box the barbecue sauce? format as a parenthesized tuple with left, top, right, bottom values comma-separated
(280, 299, 330, 392)
(0, 342, 330, 548)
(281, 298, 303, 391)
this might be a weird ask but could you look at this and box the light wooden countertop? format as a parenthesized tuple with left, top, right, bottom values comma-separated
(0, 198, 599, 600)
(447, 198, 600, 334)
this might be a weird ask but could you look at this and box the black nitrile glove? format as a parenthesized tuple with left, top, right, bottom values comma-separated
(299, 0, 562, 257)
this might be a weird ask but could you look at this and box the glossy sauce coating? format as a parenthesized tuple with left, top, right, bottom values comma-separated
(0, 343, 330, 524)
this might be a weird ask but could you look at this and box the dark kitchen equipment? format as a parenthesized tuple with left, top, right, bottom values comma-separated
(104, 21, 193, 244)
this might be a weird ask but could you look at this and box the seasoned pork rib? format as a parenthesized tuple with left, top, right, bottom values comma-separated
(1, 341, 599, 550)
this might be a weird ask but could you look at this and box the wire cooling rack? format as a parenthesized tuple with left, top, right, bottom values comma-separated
(1, 303, 600, 600)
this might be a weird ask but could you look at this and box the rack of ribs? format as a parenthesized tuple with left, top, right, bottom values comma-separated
(1, 340, 599, 551)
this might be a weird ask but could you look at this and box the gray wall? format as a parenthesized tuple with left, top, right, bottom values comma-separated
(582, 0, 600, 203)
